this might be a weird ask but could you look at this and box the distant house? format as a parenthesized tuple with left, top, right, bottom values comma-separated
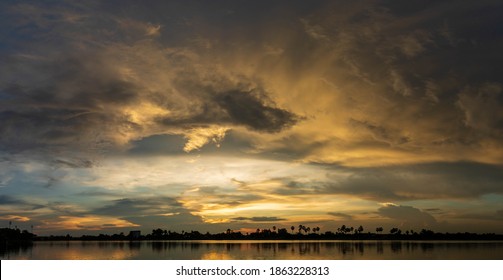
(128, 230, 141, 239)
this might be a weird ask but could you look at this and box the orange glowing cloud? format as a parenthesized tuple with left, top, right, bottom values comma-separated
(37, 216, 139, 231)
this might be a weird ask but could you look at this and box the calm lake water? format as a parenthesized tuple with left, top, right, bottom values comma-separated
(2, 240, 503, 260)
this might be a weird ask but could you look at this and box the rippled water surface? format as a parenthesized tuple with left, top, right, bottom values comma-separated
(2, 240, 503, 260)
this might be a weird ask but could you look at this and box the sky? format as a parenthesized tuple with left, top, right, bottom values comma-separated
(1, 0, 503, 235)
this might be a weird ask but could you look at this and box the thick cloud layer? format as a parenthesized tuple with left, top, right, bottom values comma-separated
(378, 204, 437, 228)
(1, 0, 503, 165)
(0, 2, 300, 160)
(0, 53, 298, 157)
(319, 162, 503, 201)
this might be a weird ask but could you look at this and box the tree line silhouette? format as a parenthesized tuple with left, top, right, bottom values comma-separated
(0, 228, 36, 244)
(4, 224, 500, 242)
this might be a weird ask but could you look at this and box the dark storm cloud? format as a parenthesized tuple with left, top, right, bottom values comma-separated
(214, 90, 299, 133)
(0, 195, 24, 205)
(232, 216, 286, 222)
(0, 194, 86, 215)
(0, 195, 44, 209)
(92, 197, 183, 217)
(157, 89, 299, 133)
(1, 46, 298, 162)
(454, 212, 503, 221)
(377, 204, 437, 227)
(0, 54, 142, 157)
(91, 197, 206, 231)
(86, 196, 210, 231)
(318, 162, 503, 201)
(2, 0, 502, 161)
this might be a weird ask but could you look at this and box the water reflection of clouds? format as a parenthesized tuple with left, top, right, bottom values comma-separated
(2, 241, 503, 260)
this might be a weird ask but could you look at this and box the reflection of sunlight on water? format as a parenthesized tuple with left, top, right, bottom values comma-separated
(3, 241, 503, 260)
(201, 251, 233, 260)
(33, 241, 140, 260)
(53, 248, 135, 260)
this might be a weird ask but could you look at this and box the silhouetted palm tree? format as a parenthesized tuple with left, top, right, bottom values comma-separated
(291, 226, 295, 234)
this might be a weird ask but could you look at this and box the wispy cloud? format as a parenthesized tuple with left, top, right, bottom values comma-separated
(327, 212, 353, 220)
(232, 216, 286, 222)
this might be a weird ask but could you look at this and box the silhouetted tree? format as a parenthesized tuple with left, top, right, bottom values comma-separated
(357, 225, 364, 234)
(338, 225, 347, 234)
(376, 227, 383, 234)
(152, 228, 164, 238)
(291, 226, 295, 234)
(278, 228, 288, 236)
(420, 229, 434, 236)
(390, 228, 402, 235)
